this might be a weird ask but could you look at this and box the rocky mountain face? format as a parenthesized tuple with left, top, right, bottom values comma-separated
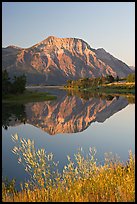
(94, 48, 133, 77)
(2, 36, 133, 85)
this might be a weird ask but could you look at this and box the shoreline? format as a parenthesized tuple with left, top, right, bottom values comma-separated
(2, 90, 57, 104)
(26, 85, 65, 89)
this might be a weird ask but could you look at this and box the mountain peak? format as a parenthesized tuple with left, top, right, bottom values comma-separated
(6, 45, 21, 49)
(46, 35, 57, 40)
(2, 36, 133, 85)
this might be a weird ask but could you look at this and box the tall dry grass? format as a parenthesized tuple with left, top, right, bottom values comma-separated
(2, 134, 135, 202)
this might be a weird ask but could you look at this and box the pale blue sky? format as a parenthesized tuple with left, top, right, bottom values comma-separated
(2, 2, 135, 66)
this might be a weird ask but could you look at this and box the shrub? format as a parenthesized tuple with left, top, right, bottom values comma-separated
(2, 134, 135, 202)
(126, 73, 135, 82)
(2, 70, 26, 96)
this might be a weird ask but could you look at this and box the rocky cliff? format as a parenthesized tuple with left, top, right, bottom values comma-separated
(2, 36, 133, 85)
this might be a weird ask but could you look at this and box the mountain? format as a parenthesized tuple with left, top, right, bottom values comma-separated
(129, 66, 135, 71)
(2, 36, 133, 85)
(94, 48, 133, 77)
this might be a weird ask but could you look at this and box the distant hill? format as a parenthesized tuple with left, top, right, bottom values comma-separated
(2, 36, 134, 85)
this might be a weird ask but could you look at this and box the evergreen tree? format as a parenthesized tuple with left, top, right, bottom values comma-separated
(106, 74, 115, 83)
(11, 74, 26, 94)
(2, 70, 26, 95)
(2, 70, 12, 95)
(116, 75, 119, 82)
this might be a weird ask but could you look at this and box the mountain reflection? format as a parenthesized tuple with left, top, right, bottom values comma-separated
(2, 91, 133, 135)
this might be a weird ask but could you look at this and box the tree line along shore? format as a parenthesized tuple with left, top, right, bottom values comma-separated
(64, 73, 135, 94)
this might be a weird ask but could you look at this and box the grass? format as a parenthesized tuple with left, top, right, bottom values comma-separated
(2, 135, 135, 202)
(2, 90, 57, 104)
(64, 82, 135, 94)
(96, 82, 135, 94)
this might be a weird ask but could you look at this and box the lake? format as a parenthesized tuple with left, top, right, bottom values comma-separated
(2, 87, 135, 190)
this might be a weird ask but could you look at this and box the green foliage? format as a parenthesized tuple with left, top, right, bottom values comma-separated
(11, 74, 26, 94)
(116, 75, 120, 82)
(106, 74, 115, 83)
(126, 73, 135, 82)
(65, 75, 117, 89)
(65, 74, 135, 94)
(67, 79, 73, 84)
(2, 70, 26, 96)
(2, 70, 12, 95)
(3, 91, 57, 103)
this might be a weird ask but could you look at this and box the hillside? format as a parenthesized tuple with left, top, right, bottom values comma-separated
(2, 36, 133, 85)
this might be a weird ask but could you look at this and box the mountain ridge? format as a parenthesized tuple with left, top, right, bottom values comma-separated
(2, 36, 133, 85)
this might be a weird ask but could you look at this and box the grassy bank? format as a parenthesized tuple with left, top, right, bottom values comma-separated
(64, 82, 135, 94)
(2, 135, 135, 202)
(94, 82, 135, 94)
(2, 90, 57, 104)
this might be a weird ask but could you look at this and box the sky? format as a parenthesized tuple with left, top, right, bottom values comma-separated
(2, 2, 135, 66)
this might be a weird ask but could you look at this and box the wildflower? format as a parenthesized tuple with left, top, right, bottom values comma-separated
(11, 133, 18, 142)
(25, 167, 28, 172)
(67, 155, 71, 161)
(25, 183, 29, 189)
(64, 166, 67, 170)
(18, 157, 22, 163)
(47, 153, 53, 161)
(12, 146, 18, 154)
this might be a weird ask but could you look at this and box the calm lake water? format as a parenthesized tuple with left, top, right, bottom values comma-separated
(2, 87, 135, 190)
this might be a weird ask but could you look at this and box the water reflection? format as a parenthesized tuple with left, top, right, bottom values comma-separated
(2, 103, 26, 130)
(2, 91, 134, 135)
(2, 90, 135, 190)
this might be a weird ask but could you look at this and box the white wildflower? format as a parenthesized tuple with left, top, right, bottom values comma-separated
(18, 157, 22, 163)
(11, 133, 18, 142)
(67, 155, 70, 161)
